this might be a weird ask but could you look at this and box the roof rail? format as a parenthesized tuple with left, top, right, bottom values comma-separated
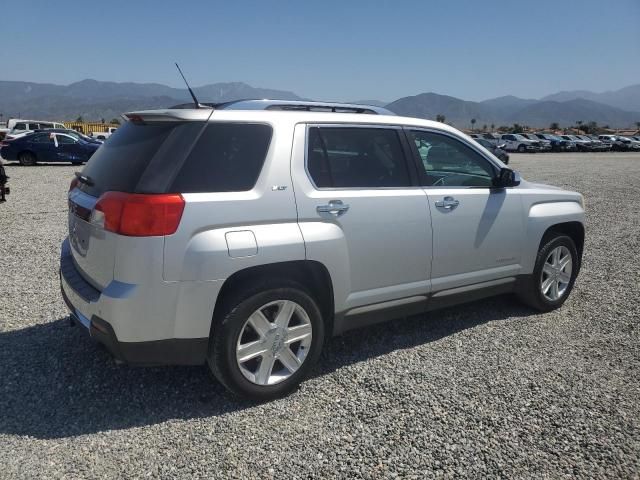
(170, 99, 394, 115)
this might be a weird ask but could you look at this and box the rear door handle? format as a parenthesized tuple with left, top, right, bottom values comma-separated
(435, 196, 459, 210)
(317, 199, 350, 217)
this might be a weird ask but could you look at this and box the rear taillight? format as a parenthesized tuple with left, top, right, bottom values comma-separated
(93, 192, 185, 237)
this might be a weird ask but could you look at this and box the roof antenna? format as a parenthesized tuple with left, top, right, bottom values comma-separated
(175, 62, 201, 109)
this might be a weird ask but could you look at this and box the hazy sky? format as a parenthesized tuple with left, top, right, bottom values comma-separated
(2, 0, 638, 102)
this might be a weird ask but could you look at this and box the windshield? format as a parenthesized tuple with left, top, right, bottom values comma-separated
(513, 134, 527, 141)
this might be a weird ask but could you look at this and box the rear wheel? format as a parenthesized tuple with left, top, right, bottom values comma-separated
(517, 144, 526, 153)
(208, 280, 325, 400)
(18, 152, 36, 166)
(517, 234, 579, 312)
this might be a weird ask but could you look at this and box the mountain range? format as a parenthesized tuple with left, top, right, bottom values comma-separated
(1, 79, 639, 128)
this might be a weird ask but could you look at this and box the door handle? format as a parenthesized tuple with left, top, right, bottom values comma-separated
(435, 196, 459, 210)
(317, 200, 350, 217)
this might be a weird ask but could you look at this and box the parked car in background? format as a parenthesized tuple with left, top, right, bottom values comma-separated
(599, 135, 639, 151)
(533, 133, 575, 152)
(6, 118, 66, 134)
(577, 135, 609, 151)
(561, 135, 590, 152)
(521, 133, 552, 151)
(470, 133, 502, 147)
(475, 138, 510, 164)
(0, 131, 100, 165)
(631, 136, 640, 142)
(616, 136, 640, 151)
(90, 126, 118, 140)
(479, 132, 502, 146)
(598, 135, 619, 149)
(42, 128, 103, 145)
(3, 130, 36, 141)
(500, 134, 540, 152)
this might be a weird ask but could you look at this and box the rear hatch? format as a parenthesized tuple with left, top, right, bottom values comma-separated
(67, 116, 207, 289)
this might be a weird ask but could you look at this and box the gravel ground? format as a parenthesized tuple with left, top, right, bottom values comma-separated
(0, 153, 639, 479)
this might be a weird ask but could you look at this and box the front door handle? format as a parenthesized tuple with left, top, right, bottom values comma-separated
(317, 199, 350, 217)
(435, 196, 459, 210)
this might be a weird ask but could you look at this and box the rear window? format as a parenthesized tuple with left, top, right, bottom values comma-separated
(80, 121, 181, 197)
(79, 121, 272, 197)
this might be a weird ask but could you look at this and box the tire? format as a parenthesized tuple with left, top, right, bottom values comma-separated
(208, 280, 325, 401)
(18, 152, 36, 166)
(517, 234, 579, 312)
(517, 144, 526, 153)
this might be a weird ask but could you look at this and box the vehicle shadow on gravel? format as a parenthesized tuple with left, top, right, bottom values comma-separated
(0, 295, 533, 439)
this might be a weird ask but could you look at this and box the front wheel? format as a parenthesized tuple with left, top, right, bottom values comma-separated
(517, 234, 579, 312)
(517, 144, 526, 153)
(208, 281, 325, 400)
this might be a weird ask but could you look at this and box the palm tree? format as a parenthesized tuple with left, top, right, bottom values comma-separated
(490, 123, 495, 132)
(635, 121, 640, 132)
(550, 122, 560, 131)
(470, 118, 476, 131)
(436, 114, 446, 123)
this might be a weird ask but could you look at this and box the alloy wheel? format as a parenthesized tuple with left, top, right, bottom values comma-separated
(236, 300, 313, 386)
(540, 245, 573, 301)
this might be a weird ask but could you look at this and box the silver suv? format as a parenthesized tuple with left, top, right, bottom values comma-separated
(61, 100, 585, 400)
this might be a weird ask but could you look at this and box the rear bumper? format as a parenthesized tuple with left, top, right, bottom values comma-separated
(60, 238, 208, 366)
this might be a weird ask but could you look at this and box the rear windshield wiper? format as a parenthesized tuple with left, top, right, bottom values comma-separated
(74, 172, 94, 187)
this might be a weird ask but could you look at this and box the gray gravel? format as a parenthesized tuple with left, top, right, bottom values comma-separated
(0, 153, 639, 479)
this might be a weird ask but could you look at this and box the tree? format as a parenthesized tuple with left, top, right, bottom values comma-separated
(511, 123, 524, 134)
(635, 121, 640, 131)
(436, 114, 446, 123)
(482, 124, 488, 132)
(75, 116, 84, 123)
(490, 123, 495, 132)
(110, 118, 121, 125)
(550, 122, 559, 131)
(470, 118, 476, 131)
(100, 118, 105, 124)
(582, 121, 598, 134)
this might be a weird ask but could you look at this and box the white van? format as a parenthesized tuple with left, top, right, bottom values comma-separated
(6, 119, 66, 135)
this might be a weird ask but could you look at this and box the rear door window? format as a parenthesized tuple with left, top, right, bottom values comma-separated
(307, 126, 411, 188)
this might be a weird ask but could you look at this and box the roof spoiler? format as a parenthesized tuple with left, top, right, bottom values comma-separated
(122, 109, 213, 123)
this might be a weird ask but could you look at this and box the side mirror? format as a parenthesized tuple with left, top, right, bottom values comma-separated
(494, 167, 521, 188)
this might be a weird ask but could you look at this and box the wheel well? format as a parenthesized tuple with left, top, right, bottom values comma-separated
(18, 150, 36, 160)
(541, 221, 585, 259)
(212, 260, 335, 332)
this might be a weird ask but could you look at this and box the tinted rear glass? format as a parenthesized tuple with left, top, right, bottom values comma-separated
(80, 122, 179, 197)
(79, 121, 272, 197)
(168, 123, 272, 193)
